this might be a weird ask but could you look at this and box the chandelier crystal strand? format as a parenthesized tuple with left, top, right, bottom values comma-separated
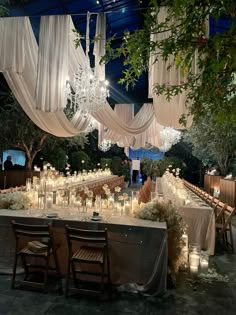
(159, 127, 182, 152)
(66, 12, 109, 114)
(98, 139, 112, 152)
(66, 58, 109, 113)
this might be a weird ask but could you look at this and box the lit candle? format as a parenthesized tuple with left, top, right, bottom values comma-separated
(46, 196, 53, 209)
(190, 265, 198, 274)
(124, 202, 131, 216)
(200, 254, 209, 273)
(189, 251, 200, 272)
(131, 198, 139, 212)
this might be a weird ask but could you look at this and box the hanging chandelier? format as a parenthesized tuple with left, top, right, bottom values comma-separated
(66, 58, 109, 114)
(159, 127, 181, 152)
(98, 139, 112, 152)
(84, 118, 97, 133)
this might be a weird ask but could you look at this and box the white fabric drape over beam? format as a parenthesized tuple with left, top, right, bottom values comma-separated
(149, 7, 192, 129)
(0, 15, 164, 143)
(0, 16, 92, 137)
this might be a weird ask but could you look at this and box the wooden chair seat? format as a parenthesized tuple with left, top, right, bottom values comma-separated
(11, 220, 62, 293)
(19, 247, 49, 257)
(65, 226, 111, 298)
(215, 205, 235, 253)
(73, 246, 104, 263)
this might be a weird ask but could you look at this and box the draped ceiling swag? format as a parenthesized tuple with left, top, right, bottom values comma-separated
(0, 0, 219, 149)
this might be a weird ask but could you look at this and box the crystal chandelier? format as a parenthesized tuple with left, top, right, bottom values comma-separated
(98, 139, 112, 152)
(159, 127, 182, 152)
(66, 58, 109, 114)
(83, 118, 97, 134)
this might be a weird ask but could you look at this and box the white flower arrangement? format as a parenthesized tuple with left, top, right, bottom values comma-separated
(83, 186, 93, 198)
(0, 191, 31, 210)
(114, 186, 121, 193)
(102, 184, 111, 197)
(134, 199, 187, 274)
(118, 193, 129, 201)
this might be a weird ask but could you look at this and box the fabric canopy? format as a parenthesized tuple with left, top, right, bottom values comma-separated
(0, 14, 181, 151)
(149, 7, 193, 129)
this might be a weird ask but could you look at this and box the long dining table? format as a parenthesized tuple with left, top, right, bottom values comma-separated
(156, 178, 215, 255)
(0, 206, 167, 296)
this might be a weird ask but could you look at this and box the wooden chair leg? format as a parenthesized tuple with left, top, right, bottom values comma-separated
(11, 253, 18, 289)
(71, 260, 77, 288)
(21, 254, 29, 281)
(52, 250, 63, 293)
(65, 258, 71, 297)
(106, 250, 111, 288)
(229, 223, 235, 254)
(100, 263, 105, 296)
(43, 256, 50, 292)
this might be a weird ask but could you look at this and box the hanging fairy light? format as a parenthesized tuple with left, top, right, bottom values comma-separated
(159, 127, 182, 152)
(98, 139, 112, 152)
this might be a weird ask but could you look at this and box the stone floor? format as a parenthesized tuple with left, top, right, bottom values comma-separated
(0, 183, 236, 314)
(1, 251, 236, 315)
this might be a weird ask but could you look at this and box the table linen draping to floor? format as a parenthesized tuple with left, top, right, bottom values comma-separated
(0, 209, 167, 296)
(156, 178, 215, 255)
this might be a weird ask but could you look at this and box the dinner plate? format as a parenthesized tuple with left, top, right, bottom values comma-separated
(91, 216, 102, 221)
(46, 213, 58, 218)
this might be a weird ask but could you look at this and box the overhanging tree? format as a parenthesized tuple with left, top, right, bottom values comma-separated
(0, 84, 88, 170)
(101, 0, 236, 125)
(184, 114, 236, 175)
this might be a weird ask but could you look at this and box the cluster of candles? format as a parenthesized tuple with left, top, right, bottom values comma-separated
(25, 175, 140, 217)
(182, 234, 209, 274)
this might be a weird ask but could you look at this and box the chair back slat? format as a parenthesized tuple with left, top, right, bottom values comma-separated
(12, 220, 51, 239)
(65, 226, 107, 245)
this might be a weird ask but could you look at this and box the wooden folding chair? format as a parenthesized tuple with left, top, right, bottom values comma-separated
(65, 226, 111, 298)
(216, 205, 235, 253)
(11, 220, 62, 292)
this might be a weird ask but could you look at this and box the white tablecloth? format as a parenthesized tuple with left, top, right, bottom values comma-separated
(156, 178, 215, 255)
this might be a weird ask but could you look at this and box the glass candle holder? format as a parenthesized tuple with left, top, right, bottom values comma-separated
(124, 197, 132, 216)
(26, 178, 32, 191)
(189, 243, 200, 273)
(94, 195, 102, 213)
(46, 192, 53, 209)
(131, 191, 139, 212)
(200, 253, 209, 273)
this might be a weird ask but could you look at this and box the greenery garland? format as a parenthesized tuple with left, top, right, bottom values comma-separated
(134, 199, 187, 274)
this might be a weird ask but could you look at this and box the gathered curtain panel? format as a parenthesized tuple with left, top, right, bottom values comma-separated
(93, 12, 106, 81)
(101, 104, 165, 149)
(0, 15, 167, 142)
(149, 7, 195, 129)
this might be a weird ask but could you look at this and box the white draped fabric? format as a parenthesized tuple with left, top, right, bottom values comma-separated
(93, 12, 106, 81)
(0, 16, 91, 137)
(94, 103, 154, 137)
(0, 17, 25, 73)
(35, 15, 69, 112)
(149, 7, 192, 129)
(100, 104, 164, 149)
(0, 15, 177, 148)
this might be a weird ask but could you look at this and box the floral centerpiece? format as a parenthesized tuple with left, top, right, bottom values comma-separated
(0, 191, 31, 210)
(134, 199, 187, 274)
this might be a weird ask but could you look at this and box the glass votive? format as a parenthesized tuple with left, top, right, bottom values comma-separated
(189, 243, 201, 273)
(94, 195, 102, 212)
(46, 192, 53, 209)
(131, 191, 139, 212)
(26, 178, 32, 191)
(200, 253, 209, 273)
(86, 198, 93, 209)
(123, 197, 132, 216)
(107, 194, 115, 210)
